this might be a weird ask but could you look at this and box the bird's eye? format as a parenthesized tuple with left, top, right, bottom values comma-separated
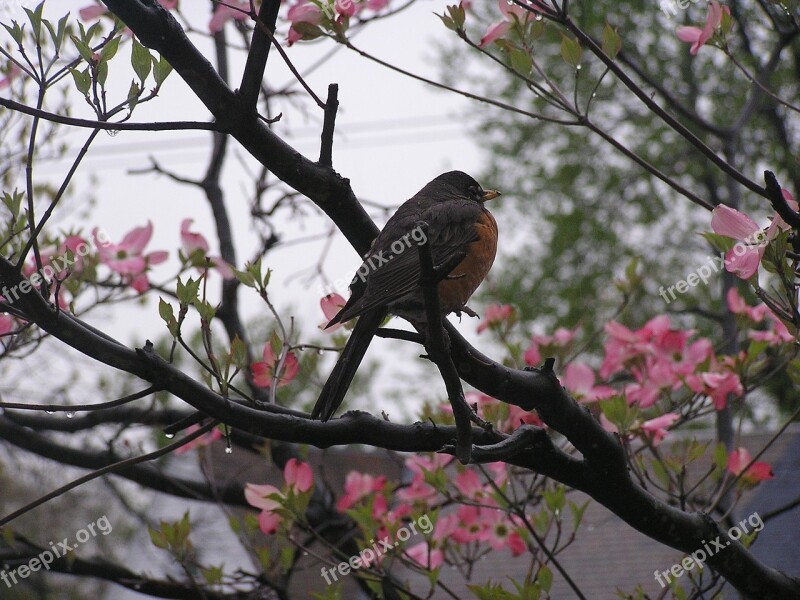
(469, 186, 481, 201)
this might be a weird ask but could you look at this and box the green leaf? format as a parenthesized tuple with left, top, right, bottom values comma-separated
(158, 298, 174, 322)
(233, 267, 256, 289)
(148, 526, 169, 549)
(193, 298, 217, 323)
(601, 22, 622, 59)
(543, 484, 566, 512)
(436, 13, 457, 31)
(230, 335, 249, 370)
(131, 38, 152, 82)
(787, 358, 800, 385)
(68, 67, 91, 96)
(568, 499, 589, 530)
(2, 22, 24, 45)
(2, 190, 23, 219)
(96, 60, 109, 87)
(85, 21, 103, 44)
(291, 21, 323, 41)
(70, 34, 95, 64)
(509, 48, 532, 75)
(559, 34, 582, 68)
(537, 565, 553, 592)
(650, 457, 671, 487)
(153, 55, 173, 87)
(712, 442, 728, 477)
(176, 277, 201, 305)
(201, 565, 224, 586)
(600, 395, 637, 431)
(699, 231, 736, 253)
(23, 2, 44, 44)
(127, 80, 141, 111)
(445, 4, 465, 30)
(100, 35, 122, 62)
(687, 439, 710, 462)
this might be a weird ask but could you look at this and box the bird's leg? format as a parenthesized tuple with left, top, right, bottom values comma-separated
(454, 304, 479, 318)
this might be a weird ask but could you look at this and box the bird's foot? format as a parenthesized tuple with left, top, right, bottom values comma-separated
(455, 305, 479, 318)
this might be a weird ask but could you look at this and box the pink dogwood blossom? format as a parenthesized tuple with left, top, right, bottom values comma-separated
(477, 303, 514, 333)
(93, 222, 168, 293)
(251, 343, 300, 388)
(676, 1, 729, 55)
(641, 413, 679, 446)
(727, 447, 774, 485)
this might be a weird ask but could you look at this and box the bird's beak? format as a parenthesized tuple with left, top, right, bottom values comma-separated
(482, 189, 501, 202)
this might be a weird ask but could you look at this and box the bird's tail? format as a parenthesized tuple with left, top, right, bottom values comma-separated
(312, 308, 386, 421)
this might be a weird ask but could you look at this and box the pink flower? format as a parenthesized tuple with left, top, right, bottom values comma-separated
(676, 1, 728, 55)
(397, 454, 450, 504)
(366, 0, 391, 10)
(0, 314, 16, 335)
(641, 413, 679, 446)
(0, 63, 20, 90)
(523, 326, 579, 366)
(711, 204, 772, 279)
(727, 447, 774, 485)
(79, 4, 109, 20)
(481, 509, 525, 555)
(335, 0, 359, 17)
(454, 469, 484, 499)
(175, 424, 223, 454)
(180, 219, 210, 254)
(60, 235, 90, 272)
(209, 1, 250, 33)
(244, 459, 313, 535)
(179, 220, 234, 279)
(337, 471, 387, 511)
(599, 412, 618, 434)
(245, 482, 282, 511)
(698, 371, 743, 410)
(251, 343, 300, 388)
(287, 0, 323, 45)
(506, 404, 543, 429)
(244, 483, 283, 534)
(93, 222, 168, 292)
(319, 293, 346, 331)
(80, 0, 177, 21)
(405, 542, 443, 569)
(562, 362, 615, 403)
(479, 0, 535, 48)
(284, 458, 313, 493)
(748, 314, 795, 345)
(477, 303, 514, 334)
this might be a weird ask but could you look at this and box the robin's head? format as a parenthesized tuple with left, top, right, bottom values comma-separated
(430, 171, 501, 204)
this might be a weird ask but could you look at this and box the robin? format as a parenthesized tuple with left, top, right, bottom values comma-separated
(311, 171, 500, 421)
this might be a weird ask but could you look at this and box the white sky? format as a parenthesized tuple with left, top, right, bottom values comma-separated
(2, 0, 493, 412)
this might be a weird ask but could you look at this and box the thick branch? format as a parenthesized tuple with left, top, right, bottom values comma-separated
(101, 0, 378, 255)
(238, 0, 281, 110)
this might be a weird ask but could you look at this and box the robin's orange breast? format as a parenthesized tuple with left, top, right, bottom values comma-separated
(438, 210, 498, 313)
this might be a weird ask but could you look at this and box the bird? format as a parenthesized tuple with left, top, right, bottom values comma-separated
(311, 170, 500, 421)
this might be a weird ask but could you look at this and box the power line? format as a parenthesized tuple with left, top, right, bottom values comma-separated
(37, 113, 464, 158)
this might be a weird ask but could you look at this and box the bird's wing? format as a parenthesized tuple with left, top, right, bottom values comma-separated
(331, 199, 483, 323)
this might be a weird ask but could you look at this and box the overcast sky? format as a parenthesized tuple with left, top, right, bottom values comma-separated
(3, 0, 494, 412)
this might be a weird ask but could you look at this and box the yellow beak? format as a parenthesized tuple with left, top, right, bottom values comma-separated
(482, 189, 501, 201)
